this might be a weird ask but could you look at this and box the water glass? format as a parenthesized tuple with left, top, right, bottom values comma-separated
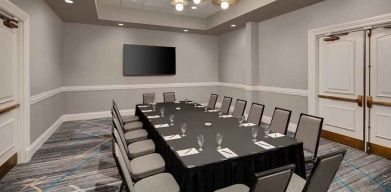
(160, 107, 165, 117)
(252, 127, 259, 142)
(204, 106, 208, 112)
(181, 123, 187, 137)
(263, 125, 271, 138)
(218, 110, 223, 118)
(152, 102, 156, 112)
(239, 116, 245, 125)
(185, 99, 188, 104)
(169, 114, 175, 126)
(216, 133, 223, 149)
(197, 135, 204, 151)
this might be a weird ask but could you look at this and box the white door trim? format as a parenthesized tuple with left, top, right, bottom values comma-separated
(308, 13, 391, 115)
(0, 0, 30, 163)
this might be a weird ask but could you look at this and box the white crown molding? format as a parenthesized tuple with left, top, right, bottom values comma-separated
(30, 82, 309, 105)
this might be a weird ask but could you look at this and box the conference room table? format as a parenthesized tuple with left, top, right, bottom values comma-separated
(135, 101, 306, 192)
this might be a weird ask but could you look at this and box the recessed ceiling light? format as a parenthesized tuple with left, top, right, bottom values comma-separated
(118, 23, 124, 26)
(191, 6, 197, 9)
(64, 0, 73, 4)
(176, 2, 184, 11)
(184, 29, 189, 32)
(221, 0, 229, 9)
(193, 0, 201, 4)
(230, 24, 236, 27)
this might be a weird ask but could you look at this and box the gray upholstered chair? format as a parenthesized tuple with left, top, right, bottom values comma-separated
(246, 103, 265, 126)
(286, 150, 346, 192)
(294, 114, 324, 163)
(113, 125, 155, 159)
(207, 94, 219, 109)
(232, 99, 247, 118)
(220, 96, 232, 115)
(215, 164, 296, 192)
(112, 104, 143, 132)
(143, 93, 155, 104)
(112, 109, 148, 144)
(113, 142, 180, 192)
(163, 92, 176, 102)
(269, 107, 292, 135)
(112, 128, 165, 181)
(113, 100, 140, 124)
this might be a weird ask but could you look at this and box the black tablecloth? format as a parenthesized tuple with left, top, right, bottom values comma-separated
(136, 102, 305, 192)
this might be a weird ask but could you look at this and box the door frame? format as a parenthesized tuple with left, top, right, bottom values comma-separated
(0, 0, 30, 163)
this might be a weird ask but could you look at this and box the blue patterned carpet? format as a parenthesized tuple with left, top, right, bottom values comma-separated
(0, 118, 390, 192)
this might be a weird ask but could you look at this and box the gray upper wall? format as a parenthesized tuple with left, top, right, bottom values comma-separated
(11, 0, 64, 95)
(62, 23, 219, 86)
(259, 0, 391, 90)
(218, 28, 247, 84)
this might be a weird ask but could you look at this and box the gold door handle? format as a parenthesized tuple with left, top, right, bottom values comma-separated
(319, 95, 363, 107)
(367, 96, 391, 108)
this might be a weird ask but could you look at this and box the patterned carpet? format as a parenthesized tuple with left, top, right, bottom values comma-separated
(0, 118, 390, 192)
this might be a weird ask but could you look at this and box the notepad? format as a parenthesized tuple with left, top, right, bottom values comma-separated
(187, 101, 195, 104)
(155, 124, 169, 128)
(177, 148, 199, 157)
(196, 105, 205, 108)
(218, 148, 238, 158)
(268, 133, 285, 138)
(240, 123, 256, 127)
(147, 115, 160, 119)
(208, 109, 219, 112)
(176, 107, 181, 110)
(221, 115, 234, 118)
(255, 141, 275, 149)
(141, 109, 153, 112)
(164, 134, 182, 140)
(138, 105, 148, 108)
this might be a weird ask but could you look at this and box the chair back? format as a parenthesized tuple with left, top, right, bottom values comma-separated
(112, 101, 125, 126)
(232, 99, 247, 118)
(252, 164, 295, 192)
(303, 150, 346, 192)
(220, 96, 232, 115)
(163, 92, 175, 102)
(247, 103, 265, 126)
(294, 114, 323, 157)
(112, 110, 128, 154)
(143, 93, 155, 104)
(113, 127, 131, 172)
(270, 108, 292, 135)
(207, 94, 218, 109)
(113, 142, 136, 192)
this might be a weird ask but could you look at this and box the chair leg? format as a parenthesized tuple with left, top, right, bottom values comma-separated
(118, 182, 125, 192)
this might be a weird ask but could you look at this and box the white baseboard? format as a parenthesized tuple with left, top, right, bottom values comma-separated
(62, 109, 135, 122)
(262, 116, 297, 133)
(26, 115, 64, 161)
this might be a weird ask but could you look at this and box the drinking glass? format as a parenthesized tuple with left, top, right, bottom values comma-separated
(239, 116, 245, 125)
(252, 127, 259, 142)
(197, 135, 204, 151)
(181, 123, 187, 137)
(152, 102, 156, 112)
(216, 133, 223, 149)
(204, 106, 208, 112)
(218, 110, 223, 118)
(185, 99, 188, 104)
(169, 114, 175, 126)
(263, 124, 271, 138)
(194, 103, 197, 108)
(160, 107, 165, 117)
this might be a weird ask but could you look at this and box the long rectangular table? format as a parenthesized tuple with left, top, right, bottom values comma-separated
(136, 101, 305, 192)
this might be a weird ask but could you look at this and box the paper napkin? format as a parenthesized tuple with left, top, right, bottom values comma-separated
(255, 141, 275, 149)
(155, 124, 169, 128)
(221, 115, 234, 118)
(240, 123, 256, 127)
(164, 134, 182, 141)
(138, 105, 148, 108)
(218, 148, 238, 158)
(268, 133, 285, 138)
(147, 115, 160, 119)
(208, 109, 219, 112)
(141, 109, 153, 112)
(196, 105, 205, 108)
(177, 148, 199, 157)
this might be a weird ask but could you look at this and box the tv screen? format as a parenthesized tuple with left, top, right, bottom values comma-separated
(123, 44, 176, 76)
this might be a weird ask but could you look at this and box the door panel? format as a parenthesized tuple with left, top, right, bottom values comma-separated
(0, 23, 18, 166)
(318, 31, 365, 141)
(369, 28, 391, 148)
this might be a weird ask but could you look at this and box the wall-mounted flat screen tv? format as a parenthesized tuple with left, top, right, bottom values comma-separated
(123, 44, 176, 76)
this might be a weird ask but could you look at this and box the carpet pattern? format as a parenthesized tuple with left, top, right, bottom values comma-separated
(0, 118, 390, 192)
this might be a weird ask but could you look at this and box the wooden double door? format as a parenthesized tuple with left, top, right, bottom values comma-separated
(318, 27, 391, 158)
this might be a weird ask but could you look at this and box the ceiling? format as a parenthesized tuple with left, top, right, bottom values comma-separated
(98, 0, 221, 18)
(45, 0, 326, 35)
